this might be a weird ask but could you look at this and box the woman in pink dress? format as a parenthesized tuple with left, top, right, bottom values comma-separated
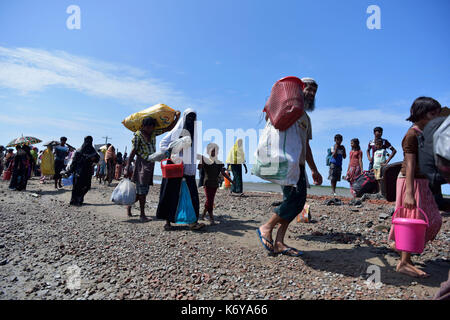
(346, 138, 363, 196)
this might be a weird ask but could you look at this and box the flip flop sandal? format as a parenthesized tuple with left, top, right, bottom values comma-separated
(279, 247, 303, 257)
(164, 224, 173, 231)
(256, 229, 274, 253)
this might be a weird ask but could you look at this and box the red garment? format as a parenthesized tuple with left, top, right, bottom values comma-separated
(115, 164, 123, 180)
(349, 150, 363, 167)
(204, 186, 218, 214)
(346, 166, 362, 184)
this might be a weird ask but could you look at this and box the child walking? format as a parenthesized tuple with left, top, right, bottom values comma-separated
(328, 134, 346, 196)
(345, 138, 363, 196)
(389, 97, 443, 278)
(198, 143, 233, 225)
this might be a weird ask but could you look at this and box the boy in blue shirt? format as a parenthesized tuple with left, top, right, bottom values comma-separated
(328, 134, 346, 196)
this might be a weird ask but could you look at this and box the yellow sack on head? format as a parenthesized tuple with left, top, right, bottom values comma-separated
(122, 104, 177, 132)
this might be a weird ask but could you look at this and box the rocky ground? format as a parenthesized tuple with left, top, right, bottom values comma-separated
(0, 177, 449, 300)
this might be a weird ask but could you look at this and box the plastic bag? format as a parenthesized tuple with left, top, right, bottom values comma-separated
(297, 203, 311, 223)
(175, 179, 197, 224)
(62, 175, 73, 186)
(122, 104, 177, 132)
(434, 115, 450, 161)
(252, 120, 302, 186)
(147, 151, 170, 162)
(111, 178, 137, 205)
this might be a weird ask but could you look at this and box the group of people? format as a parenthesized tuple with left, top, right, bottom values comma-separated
(327, 127, 397, 196)
(257, 78, 448, 280)
(1, 76, 449, 282)
(95, 144, 126, 186)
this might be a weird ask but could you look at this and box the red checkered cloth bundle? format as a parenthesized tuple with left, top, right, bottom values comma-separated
(264, 76, 305, 131)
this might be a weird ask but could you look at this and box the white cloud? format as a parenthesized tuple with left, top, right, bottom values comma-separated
(309, 106, 409, 133)
(0, 46, 202, 109)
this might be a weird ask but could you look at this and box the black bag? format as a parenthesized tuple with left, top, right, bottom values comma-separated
(352, 171, 378, 197)
(380, 162, 402, 202)
(417, 116, 447, 189)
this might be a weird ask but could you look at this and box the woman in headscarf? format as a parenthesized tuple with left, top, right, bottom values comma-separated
(226, 138, 248, 196)
(40, 145, 55, 184)
(9, 145, 31, 191)
(198, 143, 233, 225)
(10, 145, 32, 191)
(105, 145, 117, 186)
(65, 136, 100, 206)
(157, 108, 205, 231)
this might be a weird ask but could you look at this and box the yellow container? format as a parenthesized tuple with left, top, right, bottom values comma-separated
(122, 104, 177, 132)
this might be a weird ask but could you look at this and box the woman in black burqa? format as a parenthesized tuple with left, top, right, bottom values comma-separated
(65, 136, 100, 206)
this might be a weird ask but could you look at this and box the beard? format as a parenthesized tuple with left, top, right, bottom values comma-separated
(304, 95, 315, 112)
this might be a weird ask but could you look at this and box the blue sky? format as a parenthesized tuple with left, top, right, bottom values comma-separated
(0, 0, 449, 192)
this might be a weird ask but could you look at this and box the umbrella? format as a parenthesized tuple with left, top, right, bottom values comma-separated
(7, 135, 42, 147)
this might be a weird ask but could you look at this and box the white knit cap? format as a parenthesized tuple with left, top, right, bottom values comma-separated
(301, 77, 318, 86)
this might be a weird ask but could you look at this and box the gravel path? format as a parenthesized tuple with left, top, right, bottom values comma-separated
(0, 177, 448, 300)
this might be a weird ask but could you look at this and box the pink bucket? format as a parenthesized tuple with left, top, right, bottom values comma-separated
(392, 207, 429, 254)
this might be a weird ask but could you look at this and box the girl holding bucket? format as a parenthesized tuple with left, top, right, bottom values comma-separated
(389, 97, 443, 278)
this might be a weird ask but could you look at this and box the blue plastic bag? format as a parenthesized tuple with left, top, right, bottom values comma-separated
(175, 180, 197, 224)
(62, 174, 73, 186)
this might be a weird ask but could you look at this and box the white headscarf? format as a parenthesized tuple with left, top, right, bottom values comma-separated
(160, 108, 198, 176)
(203, 143, 223, 165)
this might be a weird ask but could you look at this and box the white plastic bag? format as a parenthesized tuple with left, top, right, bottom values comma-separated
(252, 120, 302, 186)
(169, 136, 192, 154)
(111, 178, 136, 205)
(147, 136, 192, 164)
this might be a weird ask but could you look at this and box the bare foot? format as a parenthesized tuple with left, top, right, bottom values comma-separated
(396, 261, 429, 278)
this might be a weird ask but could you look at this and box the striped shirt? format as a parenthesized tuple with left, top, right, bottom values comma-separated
(132, 130, 164, 159)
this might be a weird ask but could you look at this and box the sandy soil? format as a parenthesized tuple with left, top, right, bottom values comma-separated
(0, 176, 449, 300)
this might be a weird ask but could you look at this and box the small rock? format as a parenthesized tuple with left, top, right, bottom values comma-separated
(378, 213, 390, 220)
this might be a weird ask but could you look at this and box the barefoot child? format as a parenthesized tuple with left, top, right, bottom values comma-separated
(346, 138, 363, 196)
(389, 97, 443, 278)
(198, 143, 233, 225)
